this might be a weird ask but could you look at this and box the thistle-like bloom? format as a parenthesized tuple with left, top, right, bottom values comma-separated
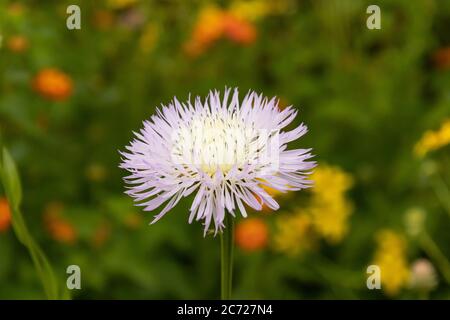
(120, 88, 315, 234)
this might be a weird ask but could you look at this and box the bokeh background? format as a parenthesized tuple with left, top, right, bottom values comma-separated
(1, 0, 450, 299)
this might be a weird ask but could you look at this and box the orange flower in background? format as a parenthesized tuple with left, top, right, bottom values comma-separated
(124, 212, 143, 229)
(0, 198, 12, 233)
(92, 10, 115, 30)
(107, 0, 137, 10)
(184, 5, 257, 57)
(7, 2, 26, 17)
(223, 13, 257, 45)
(184, 6, 226, 57)
(33, 68, 73, 101)
(7, 35, 29, 53)
(91, 221, 111, 248)
(235, 218, 268, 251)
(86, 163, 107, 182)
(44, 203, 77, 245)
(433, 47, 450, 70)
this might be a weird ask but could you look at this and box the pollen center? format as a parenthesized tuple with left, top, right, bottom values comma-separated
(171, 114, 257, 175)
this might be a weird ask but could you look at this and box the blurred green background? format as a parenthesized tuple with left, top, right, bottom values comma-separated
(0, 0, 449, 299)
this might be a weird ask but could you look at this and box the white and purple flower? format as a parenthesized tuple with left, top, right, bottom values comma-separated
(120, 88, 315, 234)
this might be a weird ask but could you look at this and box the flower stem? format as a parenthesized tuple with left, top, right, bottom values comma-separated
(420, 232, 450, 285)
(220, 214, 234, 300)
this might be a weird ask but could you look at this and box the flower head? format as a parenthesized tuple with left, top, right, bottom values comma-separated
(0, 198, 12, 233)
(274, 210, 315, 256)
(120, 88, 315, 235)
(33, 68, 73, 101)
(373, 230, 410, 296)
(414, 118, 450, 158)
(7, 35, 29, 53)
(410, 259, 437, 292)
(308, 165, 354, 243)
(235, 217, 268, 251)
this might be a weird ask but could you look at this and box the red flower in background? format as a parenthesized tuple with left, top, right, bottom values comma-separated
(433, 47, 450, 70)
(0, 198, 12, 233)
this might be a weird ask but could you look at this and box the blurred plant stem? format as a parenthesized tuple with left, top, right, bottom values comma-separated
(0, 140, 68, 299)
(220, 214, 234, 300)
(420, 232, 450, 285)
(431, 174, 450, 217)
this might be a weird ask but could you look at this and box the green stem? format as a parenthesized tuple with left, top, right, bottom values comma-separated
(420, 232, 450, 285)
(431, 174, 450, 218)
(220, 214, 234, 300)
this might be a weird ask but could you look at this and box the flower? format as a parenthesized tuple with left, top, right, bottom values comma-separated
(0, 198, 12, 233)
(410, 259, 437, 292)
(308, 165, 354, 243)
(107, 0, 137, 10)
(91, 221, 112, 249)
(235, 218, 268, 251)
(404, 207, 426, 237)
(184, 5, 227, 57)
(33, 68, 73, 101)
(414, 119, 450, 157)
(120, 88, 315, 235)
(43, 202, 77, 245)
(433, 47, 450, 70)
(229, 0, 271, 21)
(92, 10, 115, 30)
(373, 230, 410, 296)
(222, 13, 257, 45)
(7, 35, 29, 53)
(184, 5, 257, 57)
(139, 22, 159, 53)
(274, 210, 315, 255)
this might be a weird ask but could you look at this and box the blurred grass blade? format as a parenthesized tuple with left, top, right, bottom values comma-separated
(0, 145, 64, 300)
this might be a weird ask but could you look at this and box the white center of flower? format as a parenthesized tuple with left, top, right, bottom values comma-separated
(171, 113, 262, 175)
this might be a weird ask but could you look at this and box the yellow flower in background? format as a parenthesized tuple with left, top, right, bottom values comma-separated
(139, 22, 159, 53)
(229, 0, 270, 22)
(311, 165, 353, 201)
(373, 230, 410, 296)
(86, 163, 107, 182)
(229, 0, 293, 21)
(107, 0, 137, 10)
(272, 164, 354, 253)
(274, 210, 315, 256)
(309, 197, 353, 244)
(414, 119, 450, 157)
(309, 165, 354, 243)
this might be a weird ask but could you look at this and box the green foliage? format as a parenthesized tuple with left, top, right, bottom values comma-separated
(0, 0, 449, 299)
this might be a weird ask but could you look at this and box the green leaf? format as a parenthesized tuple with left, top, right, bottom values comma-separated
(0, 143, 64, 300)
(0, 148, 22, 209)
